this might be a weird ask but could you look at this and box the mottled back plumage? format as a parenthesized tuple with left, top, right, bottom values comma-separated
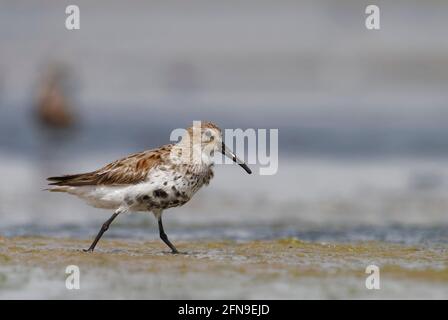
(48, 144, 174, 187)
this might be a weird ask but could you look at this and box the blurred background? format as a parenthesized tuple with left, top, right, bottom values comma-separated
(1, 0, 448, 245)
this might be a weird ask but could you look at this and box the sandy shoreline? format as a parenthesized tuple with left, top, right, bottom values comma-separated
(0, 236, 447, 299)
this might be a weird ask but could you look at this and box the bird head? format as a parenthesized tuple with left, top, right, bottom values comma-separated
(178, 121, 252, 174)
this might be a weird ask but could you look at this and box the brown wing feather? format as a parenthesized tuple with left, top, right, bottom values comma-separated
(48, 144, 173, 186)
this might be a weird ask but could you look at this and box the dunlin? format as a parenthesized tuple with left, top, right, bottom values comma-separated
(47, 121, 251, 253)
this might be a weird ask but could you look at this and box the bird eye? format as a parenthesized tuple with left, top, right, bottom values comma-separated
(205, 130, 211, 137)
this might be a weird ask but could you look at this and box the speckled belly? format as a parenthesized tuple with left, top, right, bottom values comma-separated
(126, 167, 214, 212)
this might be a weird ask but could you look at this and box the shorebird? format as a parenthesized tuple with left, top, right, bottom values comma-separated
(36, 65, 75, 129)
(47, 122, 251, 253)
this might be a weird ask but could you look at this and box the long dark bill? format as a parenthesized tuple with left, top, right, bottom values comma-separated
(221, 142, 252, 174)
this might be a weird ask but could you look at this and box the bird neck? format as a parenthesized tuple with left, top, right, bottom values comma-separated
(170, 143, 214, 168)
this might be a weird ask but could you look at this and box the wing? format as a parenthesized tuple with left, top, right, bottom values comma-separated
(47, 144, 174, 186)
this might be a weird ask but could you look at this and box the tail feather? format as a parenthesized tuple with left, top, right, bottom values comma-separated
(46, 187, 69, 192)
(47, 173, 93, 186)
(47, 174, 82, 181)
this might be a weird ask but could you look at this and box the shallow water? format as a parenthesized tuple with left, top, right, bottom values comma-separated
(1, 155, 448, 244)
(3, 223, 448, 247)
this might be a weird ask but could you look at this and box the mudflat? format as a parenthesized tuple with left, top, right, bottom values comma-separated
(0, 236, 447, 299)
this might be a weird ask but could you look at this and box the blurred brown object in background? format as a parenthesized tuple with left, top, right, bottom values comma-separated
(35, 65, 75, 129)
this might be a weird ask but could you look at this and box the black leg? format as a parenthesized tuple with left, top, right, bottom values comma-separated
(158, 216, 179, 254)
(83, 211, 120, 252)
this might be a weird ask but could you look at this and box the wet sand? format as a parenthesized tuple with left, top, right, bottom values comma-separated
(0, 236, 447, 299)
